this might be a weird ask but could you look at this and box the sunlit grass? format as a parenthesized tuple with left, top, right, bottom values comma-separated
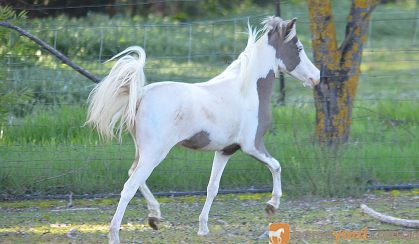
(0, 191, 417, 243)
(0, 223, 111, 234)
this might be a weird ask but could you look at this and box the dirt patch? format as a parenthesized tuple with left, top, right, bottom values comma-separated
(0, 190, 418, 243)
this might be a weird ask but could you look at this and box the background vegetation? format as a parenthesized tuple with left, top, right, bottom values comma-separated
(0, 0, 417, 198)
(5, 0, 300, 19)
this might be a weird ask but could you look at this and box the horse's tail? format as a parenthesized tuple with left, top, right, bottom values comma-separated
(86, 46, 146, 141)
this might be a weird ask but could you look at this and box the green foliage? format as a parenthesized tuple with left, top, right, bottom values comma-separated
(0, 6, 31, 124)
(0, 5, 27, 22)
(20, 13, 248, 63)
(0, 13, 254, 117)
(1, 106, 96, 144)
(3, 0, 267, 20)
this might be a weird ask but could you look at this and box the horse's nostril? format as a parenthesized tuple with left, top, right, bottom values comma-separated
(303, 79, 314, 88)
(309, 78, 319, 86)
(308, 78, 314, 87)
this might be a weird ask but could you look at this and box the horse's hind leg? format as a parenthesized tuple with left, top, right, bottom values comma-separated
(139, 184, 161, 230)
(128, 142, 161, 230)
(128, 138, 140, 177)
(198, 151, 231, 235)
(129, 172, 161, 230)
(109, 147, 170, 244)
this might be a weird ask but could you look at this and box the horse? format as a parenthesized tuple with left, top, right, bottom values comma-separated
(269, 228, 285, 244)
(86, 16, 320, 243)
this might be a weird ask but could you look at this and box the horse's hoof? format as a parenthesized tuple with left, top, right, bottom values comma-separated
(265, 204, 275, 217)
(148, 217, 159, 230)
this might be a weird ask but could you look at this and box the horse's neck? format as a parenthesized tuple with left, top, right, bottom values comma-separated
(256, 70, 275, 105)
(253, 69, 275, 145)
(205, 35, 276, 107)
(241, 35, 277, 97)
(243, 41, 276, 146)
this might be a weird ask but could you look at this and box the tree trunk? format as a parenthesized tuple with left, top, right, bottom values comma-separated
(306, 0, 378, 145)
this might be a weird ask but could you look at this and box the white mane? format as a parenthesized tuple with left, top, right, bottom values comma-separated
(213, 22, 259, 83)
(209, 22, 263, 94)
(210, 17, 296, 95)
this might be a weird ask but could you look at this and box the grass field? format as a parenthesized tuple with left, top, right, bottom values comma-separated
(1, 2, 418, 197)
(1, 99, 417, 197)
(0, 190, 418, 243)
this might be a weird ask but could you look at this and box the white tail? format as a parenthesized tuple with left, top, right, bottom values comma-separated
(86, 46, 146, 141)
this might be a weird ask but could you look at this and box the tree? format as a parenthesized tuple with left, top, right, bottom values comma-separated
(306, 0, 380, 145)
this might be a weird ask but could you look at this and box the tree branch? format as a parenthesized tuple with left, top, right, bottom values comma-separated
(0, 21, 101, 83)
(306, 0, 340, 70)
(360, 204, 419, 228)
(338, 0, 380, 52)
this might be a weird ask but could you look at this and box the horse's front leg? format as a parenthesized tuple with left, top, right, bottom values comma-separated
(242, 146, 282, 215)
(198, 151, 231, 235)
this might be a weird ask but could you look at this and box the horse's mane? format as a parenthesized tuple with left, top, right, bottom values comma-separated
(213, 22, 258, 82)
(211, 17, 295, 94)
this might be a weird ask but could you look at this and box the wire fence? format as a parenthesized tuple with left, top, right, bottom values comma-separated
(1, 3, 418, 199)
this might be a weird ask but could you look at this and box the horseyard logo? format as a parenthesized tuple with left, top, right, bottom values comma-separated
(268, 223, 290, 244)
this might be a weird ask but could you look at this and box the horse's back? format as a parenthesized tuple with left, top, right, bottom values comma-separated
(136, 81, 242, 151)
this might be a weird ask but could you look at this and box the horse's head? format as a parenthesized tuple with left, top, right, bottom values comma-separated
(264, 17, 320, 88)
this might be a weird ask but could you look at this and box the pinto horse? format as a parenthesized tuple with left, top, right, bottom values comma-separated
(86, 16, 320, 243)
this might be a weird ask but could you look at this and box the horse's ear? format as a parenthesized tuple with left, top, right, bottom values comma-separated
(286, 18, 297, 33)
(284, 17, 297, 41)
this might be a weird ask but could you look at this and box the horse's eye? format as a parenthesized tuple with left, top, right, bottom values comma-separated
(297, 46, 303, 52)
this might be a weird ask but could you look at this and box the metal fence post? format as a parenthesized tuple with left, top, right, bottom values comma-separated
(188, 24, 192, 63)
(276, 0, 286, 105)
(412, 0, 419, 46)
(367, 14, 372, 50)
(143, 25, 148, 50)
(98, 27, 104, 63)
(7, 31, 13, 79)
(53, 29, 57, 49)
(233, 18, 237, 55)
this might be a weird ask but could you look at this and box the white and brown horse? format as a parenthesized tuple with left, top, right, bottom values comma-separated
(87, 16, 320, 243)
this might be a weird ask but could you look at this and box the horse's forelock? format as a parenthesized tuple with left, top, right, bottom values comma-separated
(262, 16, 284, 32)
(262, 16, 296, 42)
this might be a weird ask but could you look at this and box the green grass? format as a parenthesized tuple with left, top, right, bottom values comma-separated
(1, 99, 417, 197)
(1, 2, 418, 197)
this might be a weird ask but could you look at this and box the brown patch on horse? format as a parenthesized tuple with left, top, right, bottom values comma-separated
(174, 110, 184, 124)
(180, 131, 211, 149)
(148, 217, 159, 230)
(221, 144, 241, 155)
(201, 107, 216, 122)
(265, 204, 276, 217)
(255, 70, 275, 157)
